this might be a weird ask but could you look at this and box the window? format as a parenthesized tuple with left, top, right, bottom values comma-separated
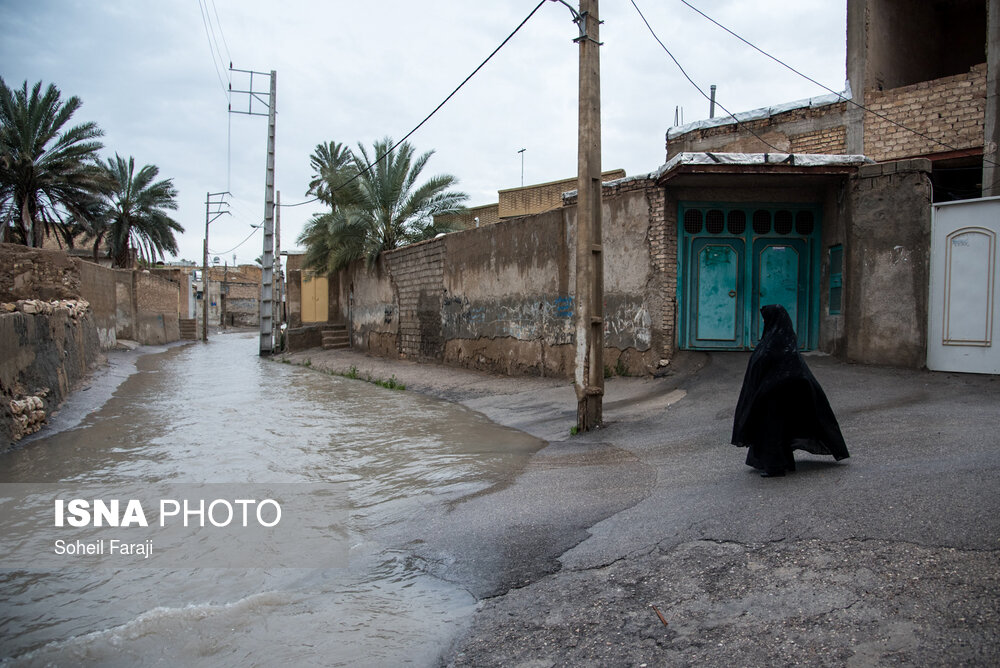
(829, 245, 843, 315)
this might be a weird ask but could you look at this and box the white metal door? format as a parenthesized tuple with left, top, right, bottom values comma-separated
(928, 197, 1000, 374)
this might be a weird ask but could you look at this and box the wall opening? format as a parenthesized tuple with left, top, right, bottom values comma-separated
(867, 0, 986, 91)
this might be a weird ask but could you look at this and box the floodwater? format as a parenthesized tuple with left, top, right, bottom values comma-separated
(0, 332, 543, 666)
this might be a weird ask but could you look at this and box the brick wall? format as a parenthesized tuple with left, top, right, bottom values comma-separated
(791, 126, 847, 154)
(667, 101, 848, 159)
(863, 63, 987, 161)
(386, 239, 445, 360)
(498, 170, 626, 218)
(134, 271, 180, 344)
(436, 202, 501, 230)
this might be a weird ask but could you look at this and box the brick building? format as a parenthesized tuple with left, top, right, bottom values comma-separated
(667, 0, 997, 202)
(435, 170, 625, 230)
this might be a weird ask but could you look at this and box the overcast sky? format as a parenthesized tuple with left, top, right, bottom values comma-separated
(0, 0, 847, 266)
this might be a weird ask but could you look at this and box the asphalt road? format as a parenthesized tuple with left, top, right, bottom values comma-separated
(283, 347, 1000, 667)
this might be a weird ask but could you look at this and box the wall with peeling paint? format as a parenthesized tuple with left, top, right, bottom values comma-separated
(329, 182, 664, 378)
(847, 159, 933, 366)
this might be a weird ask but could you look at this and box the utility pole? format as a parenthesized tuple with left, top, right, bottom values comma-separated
(229, 66, 277, 356)
(275, 190, 283, 349)
(203, 191, 230, 342)
(569, 0, 604, 431)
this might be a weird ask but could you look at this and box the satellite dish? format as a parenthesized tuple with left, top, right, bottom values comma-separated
(212, 256, 221, 265)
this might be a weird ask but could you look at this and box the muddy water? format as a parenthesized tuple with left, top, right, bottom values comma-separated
(0, 332, 542, 666)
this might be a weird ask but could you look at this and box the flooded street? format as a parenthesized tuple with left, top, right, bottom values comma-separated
(0, 332, 543, 666)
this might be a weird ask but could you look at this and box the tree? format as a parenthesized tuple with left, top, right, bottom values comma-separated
(94, 154, 183, 267)
(298, 137, 468, 274)
(0, 78, 108, 247)
(306, 140, 356, 209)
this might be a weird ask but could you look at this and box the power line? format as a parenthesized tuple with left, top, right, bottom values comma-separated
(630, 0, 786, 154)
(210, 224, 261, 256)
(197, 0, 229, 99)
(290, 0, 549, 210)
(678, 0, 999, 169)
(209, 0, 233, 66)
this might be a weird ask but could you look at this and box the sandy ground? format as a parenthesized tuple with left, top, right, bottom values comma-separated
(281, 346, 1000, 666)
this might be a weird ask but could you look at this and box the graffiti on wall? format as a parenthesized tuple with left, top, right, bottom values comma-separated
(442, 294, 652, 351)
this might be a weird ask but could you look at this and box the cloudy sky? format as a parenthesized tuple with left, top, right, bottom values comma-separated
(1, 0, 847, 266)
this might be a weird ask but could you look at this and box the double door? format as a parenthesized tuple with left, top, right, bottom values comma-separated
(680, 204, 818, 350)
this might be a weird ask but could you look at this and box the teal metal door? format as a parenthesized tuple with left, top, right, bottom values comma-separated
(678, 204, 820, 351)
(751, 238, 808, 345)
(689, 238, 744, 348)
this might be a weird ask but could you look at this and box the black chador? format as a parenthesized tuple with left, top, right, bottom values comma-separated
(732, 304, 850, 477)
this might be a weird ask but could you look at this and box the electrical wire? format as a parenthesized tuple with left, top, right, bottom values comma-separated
(210, 224, 261, 256)
(197, 0, 229, 100)
(209, 0, 233, 66)
(678, 0, 999, 169)
(629, 0, 787, 154)
(282, 0, 549, 210)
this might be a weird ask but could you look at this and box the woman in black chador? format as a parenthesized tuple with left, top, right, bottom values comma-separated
(732, 304, 850, 477)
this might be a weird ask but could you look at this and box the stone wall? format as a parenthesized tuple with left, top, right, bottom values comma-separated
(0, 307, 101, 449)
(847, 159, 933, 367)
(863, 63, 987, 161)
(0, 243, 81, 301)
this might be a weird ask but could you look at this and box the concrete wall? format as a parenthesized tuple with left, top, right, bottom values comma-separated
(341, 257, 397, 357)
(846, 159, 933, 366)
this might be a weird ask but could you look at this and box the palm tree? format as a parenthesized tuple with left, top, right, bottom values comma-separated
(0, 77, 108, 246)
(94, 154, 183, 267)
(298, 137, 468, 274)
(306, 140, 357, 208)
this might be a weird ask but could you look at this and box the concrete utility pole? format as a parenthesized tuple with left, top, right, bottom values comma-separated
(229, 66, 277, 356)
(203, 191, 230, 342)
(573, 0, 604, 431)
(260, 71, 277, 356)
(275, 190, 282, 349)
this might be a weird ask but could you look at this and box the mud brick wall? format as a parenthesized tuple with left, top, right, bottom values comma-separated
(77, 261, 118, 349)
(0, 243, 81, 301)
(133, 271, 180, 344)
(440, 209, 573, 377)
(864, 64, 987, 161)
(387, 240, 445, 361)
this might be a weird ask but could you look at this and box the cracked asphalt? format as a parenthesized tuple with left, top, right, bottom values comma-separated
(281, 348, 1000, 666)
